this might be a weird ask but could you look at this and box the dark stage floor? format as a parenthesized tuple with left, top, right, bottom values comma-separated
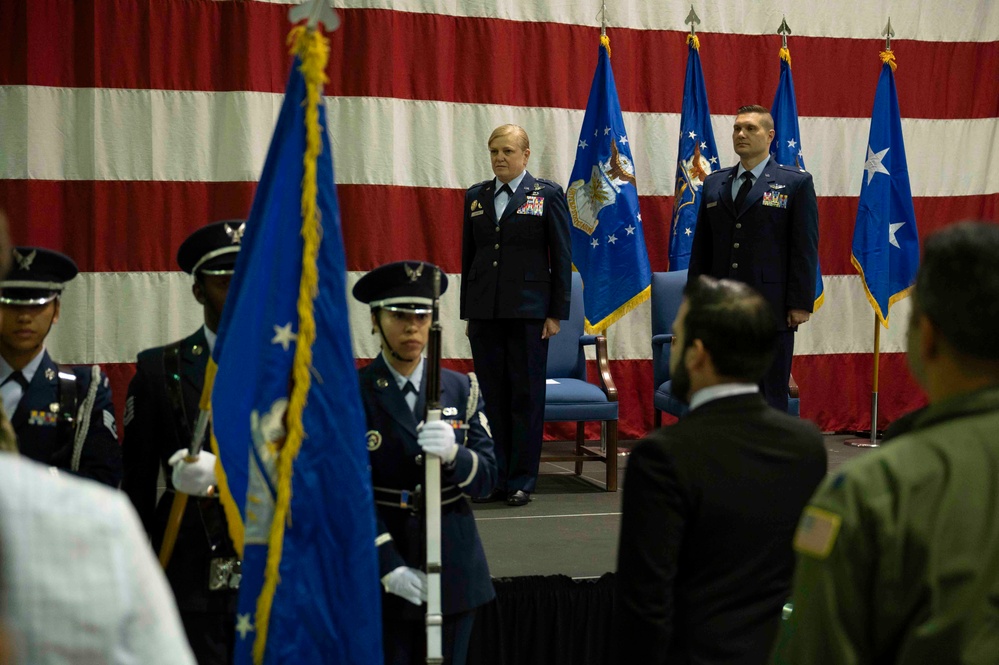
(474, 435, 874, 579)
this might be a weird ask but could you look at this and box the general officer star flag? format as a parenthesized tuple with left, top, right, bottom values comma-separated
(566, 36, 651, 333)
(850, 52, 920, 327)
(210, 26, 382, 665)
(669, 34, 719, 271)
(770, 45, 824, 310)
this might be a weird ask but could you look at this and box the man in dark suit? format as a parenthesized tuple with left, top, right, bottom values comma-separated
(0, 246, 121, 487)
(688, 105, 819, 412)
(461, 124, 572, 506)
(354, 261, 497, 665)
(121, 220, 245, 664)
(615, 276, 826, 665)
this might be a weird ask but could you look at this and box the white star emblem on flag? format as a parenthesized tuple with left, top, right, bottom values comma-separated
(888, 222, 905, 248)
(864, 145, 891, 185)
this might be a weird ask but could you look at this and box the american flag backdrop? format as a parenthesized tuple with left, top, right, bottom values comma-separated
(2, 0, 997, 440)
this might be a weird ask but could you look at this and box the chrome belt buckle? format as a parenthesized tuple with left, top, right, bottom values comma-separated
(209, 557, 242, 591)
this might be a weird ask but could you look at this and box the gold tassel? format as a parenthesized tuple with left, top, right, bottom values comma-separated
(779, 46, 792, 68)
(880, 49, 897, 72)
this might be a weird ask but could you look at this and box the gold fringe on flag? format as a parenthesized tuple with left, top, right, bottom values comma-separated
(600, 33, 611, 58)
(251, 24, 330, 665)
(687, 33, 700, 50)
(880, 49, 897, 72)
(779, 46, 792, 68)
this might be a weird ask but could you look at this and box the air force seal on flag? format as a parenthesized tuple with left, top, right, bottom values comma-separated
(246, 398, 286, 544)
(567, 139, 636, 235)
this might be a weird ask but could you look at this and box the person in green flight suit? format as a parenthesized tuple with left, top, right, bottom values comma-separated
(772, 221, 999, 664)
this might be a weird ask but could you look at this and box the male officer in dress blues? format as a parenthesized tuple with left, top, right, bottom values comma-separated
(460, 123, 572, 506)
(354, 261, 497, 665)
(121, 220, 244, 664)
(688, 105, 819, 412)
(0, 246, 121, 486)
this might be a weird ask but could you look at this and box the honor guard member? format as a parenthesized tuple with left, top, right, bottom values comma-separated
(121, 221, 245, 665)
(0, 246, 121, 487)
(353, 261, 498, 665)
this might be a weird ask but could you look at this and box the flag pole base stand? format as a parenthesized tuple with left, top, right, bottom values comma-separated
(844, 432, 882, 448)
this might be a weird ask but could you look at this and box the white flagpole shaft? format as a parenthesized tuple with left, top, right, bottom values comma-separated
(425, 407, 444, 664)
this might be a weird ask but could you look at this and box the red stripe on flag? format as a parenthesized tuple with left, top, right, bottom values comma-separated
(4, 179, 995, 273)
(2, 4, 996, 119)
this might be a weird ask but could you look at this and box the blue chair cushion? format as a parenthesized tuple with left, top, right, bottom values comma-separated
(787, 397, 800, 418)
(544, 379, 618, 422)
(653, 380, 690, 418)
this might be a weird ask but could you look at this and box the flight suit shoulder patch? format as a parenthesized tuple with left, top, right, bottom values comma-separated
(793, 506, 842, 559)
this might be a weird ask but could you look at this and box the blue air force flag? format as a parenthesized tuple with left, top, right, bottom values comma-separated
(770, 50, 825, 310)
(567, 37, 651, 332)
(850, 57, 920, 327)
(669, 36, 719, 271)
(211, 30, 382, 664)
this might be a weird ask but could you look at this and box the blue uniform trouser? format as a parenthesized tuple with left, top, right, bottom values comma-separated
(468, 318, 548, 493)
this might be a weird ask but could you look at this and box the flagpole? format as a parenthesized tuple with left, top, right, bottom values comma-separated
(846, 19, 901, 450)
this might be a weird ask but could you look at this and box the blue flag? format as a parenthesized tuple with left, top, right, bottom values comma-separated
(567, 37, 651, 332)
(770, 50, 825, 310)
(211, 29, 382, 664)
(851, 57, 920, 327)
(670, 36, 719, 271)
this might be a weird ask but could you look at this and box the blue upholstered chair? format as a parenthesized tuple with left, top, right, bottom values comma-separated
(651, 270, 801, 425)
(543, 272, 619, 491)
(651, 271, 690, 426)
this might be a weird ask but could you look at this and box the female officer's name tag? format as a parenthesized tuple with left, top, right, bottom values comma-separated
(516, 196, 544, 216)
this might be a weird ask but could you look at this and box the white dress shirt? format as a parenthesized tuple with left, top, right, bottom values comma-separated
(689, 382, 760, 412)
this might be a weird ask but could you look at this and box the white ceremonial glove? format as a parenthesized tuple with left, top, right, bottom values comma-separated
(168, 448, 218, 497)
(417, 420, 458, 464)
(382, 566, 427, 606)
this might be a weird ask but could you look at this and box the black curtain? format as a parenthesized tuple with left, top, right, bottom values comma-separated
(467, 574, 617, 665)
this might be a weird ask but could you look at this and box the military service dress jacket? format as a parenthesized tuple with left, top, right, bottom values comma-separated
(11, 350, 121, 487)
(688, 156, 819, 330)
(122, 327, 237, 614)
(460, 171, 572, 321)
(358, 355, 497, 615)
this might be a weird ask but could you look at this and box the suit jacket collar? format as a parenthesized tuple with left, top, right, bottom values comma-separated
(499, 171, 536, 223)
(724, 156, 777, 218)
(686, 392, 768, 417)
(368, 354, 420, 439)
(367, 355, 455, 443)
(180, 327, 209, 397)
(477, 171, 537, 225)
(10, 350, 57, 429)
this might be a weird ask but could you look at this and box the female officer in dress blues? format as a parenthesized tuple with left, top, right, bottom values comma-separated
(353, 261, 497, 665)
(0, 247, 121, 486)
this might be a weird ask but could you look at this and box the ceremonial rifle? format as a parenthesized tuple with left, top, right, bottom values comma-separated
(423, 268, 444, 664)
(159, 362, 216, 568)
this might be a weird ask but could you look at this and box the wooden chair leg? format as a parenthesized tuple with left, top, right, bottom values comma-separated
(653, 409, 662, 429)
(574, 422, 584, 476)
(605, 419, 618, 492)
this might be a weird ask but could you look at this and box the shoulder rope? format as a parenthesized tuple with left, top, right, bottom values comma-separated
(70, 366, 101, 473)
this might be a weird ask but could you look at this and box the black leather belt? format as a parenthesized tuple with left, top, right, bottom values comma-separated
(372, 485, 464, 512)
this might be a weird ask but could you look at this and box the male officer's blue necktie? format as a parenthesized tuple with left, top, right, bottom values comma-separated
(734, 172, 754, 211)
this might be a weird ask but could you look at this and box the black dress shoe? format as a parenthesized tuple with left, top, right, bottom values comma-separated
(471, 488, 505, 504)
(506, 490, 531, 507)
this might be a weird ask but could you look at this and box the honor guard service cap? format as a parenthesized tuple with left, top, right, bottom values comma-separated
(177, 220, 247, 276)
(352, 261, 449, 314)
(0, 247, 79, 306)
